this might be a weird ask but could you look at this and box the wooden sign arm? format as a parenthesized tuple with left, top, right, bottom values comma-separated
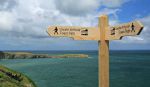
(107, 21, 144, 40)
(136, 21, 144, 35)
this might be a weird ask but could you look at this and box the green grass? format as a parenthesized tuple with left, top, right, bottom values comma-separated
(0, 65, 37, 87)
(57, 54, 89, 58)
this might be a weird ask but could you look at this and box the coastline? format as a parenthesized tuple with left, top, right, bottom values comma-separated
(0, 65, 36, 87)
(0, 51, 88, 59)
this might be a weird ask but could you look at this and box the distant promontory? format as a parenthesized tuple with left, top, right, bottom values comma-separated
(0, 51, 88, 59)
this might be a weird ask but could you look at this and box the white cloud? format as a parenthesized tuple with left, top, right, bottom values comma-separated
(54, 0, 128, 16)
(140, 15, 150, 42)
(55, 0, 100, 16)
(0, 11, 16, 30)
(0, 0, 133, 50)
(98, 8, 120, 20)
(0, 0, 17, 11)
(0, 0, 125, 34)
(8, 0, 121, 37)
(101, 0, 129, 8)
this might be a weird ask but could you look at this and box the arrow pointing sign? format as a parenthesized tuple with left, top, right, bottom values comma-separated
(47, 21, 143, 40)
(47, 26, 100, 40)
(107, 21, 144, 40)
(46, 15, 144, 87)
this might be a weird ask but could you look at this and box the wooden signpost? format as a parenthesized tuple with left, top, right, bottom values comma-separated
(107, 21, 143, 40)
(47, 15, 144, 87)
(47, 26, 100, 40)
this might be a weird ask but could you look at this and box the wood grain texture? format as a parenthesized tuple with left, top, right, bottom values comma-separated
(106, 21, 144, 40)
(46, 15, 144, 87)
(98, 15, 109, 87)
(47, 26, 100, 40)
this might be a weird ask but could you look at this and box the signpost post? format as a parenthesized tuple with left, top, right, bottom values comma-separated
(99, 15, 109, 87)
(47, 15, 144, 87)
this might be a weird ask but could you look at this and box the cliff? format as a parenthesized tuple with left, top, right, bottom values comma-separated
(0, 51, 88, 59)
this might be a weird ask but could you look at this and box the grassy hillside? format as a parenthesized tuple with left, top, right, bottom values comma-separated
(0, 65, 36, 87)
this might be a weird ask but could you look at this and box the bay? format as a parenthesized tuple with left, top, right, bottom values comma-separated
(0, 50, 150, 87)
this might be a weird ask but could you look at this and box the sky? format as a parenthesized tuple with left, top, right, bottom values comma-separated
(0, 0, 150, 50)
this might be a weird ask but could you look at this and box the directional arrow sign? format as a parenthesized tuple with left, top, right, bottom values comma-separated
(106, 21, 144, 40)
(46, 15, 144, 87)
(47, 26, 100, 40)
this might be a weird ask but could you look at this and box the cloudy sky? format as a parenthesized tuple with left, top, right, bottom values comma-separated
(0, 0, 149, 50)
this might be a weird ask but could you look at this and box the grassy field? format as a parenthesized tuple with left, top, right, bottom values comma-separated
(0, 65, 36, 87)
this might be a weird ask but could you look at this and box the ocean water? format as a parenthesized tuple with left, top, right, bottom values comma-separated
(0, 50, 150, 87)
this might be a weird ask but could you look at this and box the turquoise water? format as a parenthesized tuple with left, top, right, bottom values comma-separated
(0, 50, 150, 87)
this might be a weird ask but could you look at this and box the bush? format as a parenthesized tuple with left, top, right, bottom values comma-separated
(0, 73, 4, 78)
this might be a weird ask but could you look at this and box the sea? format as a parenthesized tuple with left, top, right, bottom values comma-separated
(0, 50, 150, 87)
